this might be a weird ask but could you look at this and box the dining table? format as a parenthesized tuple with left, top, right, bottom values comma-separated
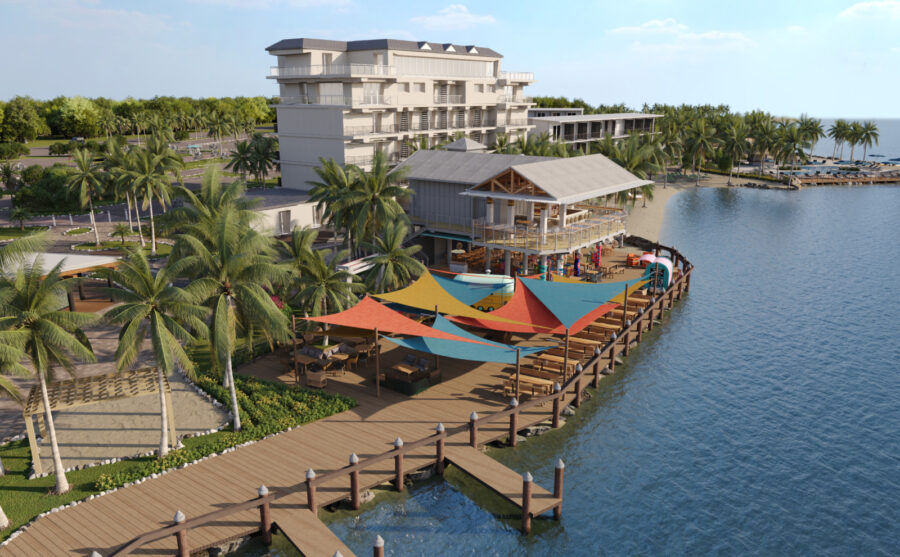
(293, 354, 320, 384)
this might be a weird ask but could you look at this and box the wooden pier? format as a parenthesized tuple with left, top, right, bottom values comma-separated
(2, 242, 693, 557)
(793, 172, 900, 187)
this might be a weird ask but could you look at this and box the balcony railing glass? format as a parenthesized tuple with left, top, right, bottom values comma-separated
(497, 95, 534, 103)
(433, 95, 465, 104)
(278, 95, 392, 107)
(499, 71, 535, 81)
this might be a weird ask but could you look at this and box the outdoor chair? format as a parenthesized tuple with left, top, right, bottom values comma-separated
(346, 354, 359, 371)
(306, 369, 328, 389)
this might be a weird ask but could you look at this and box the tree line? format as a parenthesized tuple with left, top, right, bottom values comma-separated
(0, 95, 277, 144)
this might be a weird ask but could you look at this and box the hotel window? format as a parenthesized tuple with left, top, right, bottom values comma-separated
(475, 84, 484, 93)
(486, 84, 495, 93)
(400, 83, 410, 93)
(415, 82, 425, 93)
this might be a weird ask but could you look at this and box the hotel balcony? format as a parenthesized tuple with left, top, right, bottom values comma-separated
(278, 95, 393, 108)
(497, 71, 535, 84)
(268, 64, 396, 79)
(433, 94, 465, 105)
(471, 207, 626, 255)
(498, 118, 530, 130)
(497, 94, 534, 107)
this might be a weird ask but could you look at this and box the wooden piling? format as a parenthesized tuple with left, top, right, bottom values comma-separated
(305, 469, 317, 513)
(469, 411, 478, 447)
(553, 460, 565, 520)
(552, 384, 561, 428)
(373, 535, 385, 557)
(349, 454, 360, 510)
(257, 486, 272, 546)
(173, 511, 188, 557)
(435, 424, 445, 475)
(521, 472, 533, 534)
(393, 438, 404, 492)
(509, 398, 519, 447)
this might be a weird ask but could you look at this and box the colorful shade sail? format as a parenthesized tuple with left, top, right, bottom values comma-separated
(384, 315, 553, 365)
(548, 273, 585, 284)
(374, 271, 526, 325)
(432, 273, 506, 306)
(303, 296, 492, 345)
(519, 277, 648, 330)
(450, 277, 562, 334)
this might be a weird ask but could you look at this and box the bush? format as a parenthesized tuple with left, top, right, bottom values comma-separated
(174, 129, 189, 140)
(20, 164, 44, 186)
(48, 141, 76, 156)
(0, 142, 29, 160)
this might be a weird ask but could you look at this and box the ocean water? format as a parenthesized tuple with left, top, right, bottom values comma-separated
(811, 118, 900, 161)
(237, 186, 900, 556)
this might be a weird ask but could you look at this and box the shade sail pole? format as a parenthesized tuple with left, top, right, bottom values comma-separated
(515, 348, 521, 400)
(291, 315, 298, 384)
(374, 326, 380, 398)
(564, 328, 569, 388)
(621, 285, 629, 328)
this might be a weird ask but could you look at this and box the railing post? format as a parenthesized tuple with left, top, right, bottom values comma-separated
(574, 364, 583, 408)
(592, 347, 601, 388)
(173, 510, 189, 557)
(648, 297, 656, 330)
(469, 411, 478, 448)
(508, 398, 519, 447)
(306, 469, 317, 513)
(554, 459, 565, 520)
(552, 383, 561, 428)
(373, 535, 385, 557)
(435, 423, 445, 475)
(349, 453, 360, 510)
(623, 323, 631, 356)
(637, 309, 644, 342)
(393, 437, 404, 492)
(257, 485, 272, 546)
(609, 332, 617, 372)
(521, 472, 533, 535)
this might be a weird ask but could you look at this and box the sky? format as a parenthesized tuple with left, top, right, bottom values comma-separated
(2, 0, 899, 118)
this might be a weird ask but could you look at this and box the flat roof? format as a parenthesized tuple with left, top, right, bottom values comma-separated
(17, 252, 120, 277)
(529, 113, 662, 123)
(245, 188, 311, 210)
(266, 38, 502, 58)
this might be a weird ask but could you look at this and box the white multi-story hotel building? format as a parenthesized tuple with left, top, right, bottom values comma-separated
(266, 38, 536, 191)
(528, 111, 662, 147)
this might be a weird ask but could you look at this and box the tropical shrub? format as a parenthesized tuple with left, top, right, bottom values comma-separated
(0, 142, 28, 160)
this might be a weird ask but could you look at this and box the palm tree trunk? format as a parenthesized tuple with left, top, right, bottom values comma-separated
(125, 192, 134, 232)
(695, 152, 702, 186)
(831, 140, 838, 160)
(156, 367, 169, 457)
(88, 197, 101, 247)
(0, 502, 8, 530)
(225, 298, 241, 431)
(850, 143, 855, 161)
(0, 454, 5, 476)
(148, 197, 157, 256)
(728, 155, 734, 186)
(863, 144, 867, 162)
(839, 141, 844, 160)
(39, 371, 70, 494)
(322, 299, 329, 346)
(134, 200, 146, 248)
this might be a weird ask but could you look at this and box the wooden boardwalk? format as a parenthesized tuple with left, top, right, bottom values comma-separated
(272, 509, 355, 557)
(4, 341, 568, 557)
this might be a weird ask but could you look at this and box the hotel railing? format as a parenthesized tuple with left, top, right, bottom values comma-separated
(279, 95, 392, 107)
(498, 95, 534, 103)
(499, 71, 535, 81)
(500, 119, 530, 127)
(269, 64, 396, 78)
(472, 211, 626, 253)
(434, 95, 465, 104)
(343, 124, 404, 136)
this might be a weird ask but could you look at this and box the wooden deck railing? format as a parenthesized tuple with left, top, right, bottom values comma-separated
(106, 428, 448, 556)
(469, 239, 693, 448)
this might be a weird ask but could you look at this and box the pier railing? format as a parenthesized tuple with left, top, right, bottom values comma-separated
(106, 428, 448, 556)
(468, 239, 693, 447)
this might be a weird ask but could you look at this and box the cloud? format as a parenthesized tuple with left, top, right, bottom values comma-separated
(610, 18, 753, 54)
(611, 18, 687, 34)
(840, 0, 900, 19)
(410, 4, 495, 31)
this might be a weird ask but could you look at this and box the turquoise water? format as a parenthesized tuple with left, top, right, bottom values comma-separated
(237, 186, 900, 555)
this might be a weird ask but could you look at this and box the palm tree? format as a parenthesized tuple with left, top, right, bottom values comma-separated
(10, 207, 31, 231)
(295, 247, 364, 345)
(102, 251, 208, 457)
(179, 214, 289, 431)
(167, 167, 260, 245)
(342, 151, 411, 247)
(226, 140, 253, 182)
(752, 119, 778, 176)
(127, 149, 179, 255)
(206, 113, 229, 157)
(658, 124, 682, 188)
(362, 221, 425, 293)
(133, 112, 149, 146)
(111, 222, 131, 245)
(249, 134, 278, 186)
(778, 123, 810, 182)
(67, 148, 105, 247)
(847, 121, 863, 161)
(859, 120, 879, 161)
(0, 259, 98, 493)
(102, 136, 134, 233)
(98, 111, 117, 141)
(798, 114, 824, 158)
(721, 119, 750, 185)
(828, 119, 850, 160)
(685, 119, 718, 186)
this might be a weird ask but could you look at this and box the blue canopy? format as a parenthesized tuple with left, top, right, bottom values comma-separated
(432, 274, 506, 306)
(519, 277, 646, 330)
(384, 315, 553, 364)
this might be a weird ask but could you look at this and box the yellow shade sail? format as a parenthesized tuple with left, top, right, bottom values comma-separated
(375, 271, 530, 325)
(607, 280, 649, 304)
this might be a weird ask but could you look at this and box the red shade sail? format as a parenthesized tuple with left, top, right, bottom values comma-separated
(303, 296, 493, 345)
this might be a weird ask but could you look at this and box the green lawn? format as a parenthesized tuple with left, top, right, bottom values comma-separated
(0, 368, 356, 543)
(183, 157, 229, 170)
(63, 227, 91, 236)
(72, 241, 173, 257)
(0, 226, 48, 241)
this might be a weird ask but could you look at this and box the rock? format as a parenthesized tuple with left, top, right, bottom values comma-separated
(360, 489, 375, 505)
(409, 468, 433, 482)
(523, 425, 551, 437)
(562, 405, 576, 417)
(600, 367, 613, 375)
